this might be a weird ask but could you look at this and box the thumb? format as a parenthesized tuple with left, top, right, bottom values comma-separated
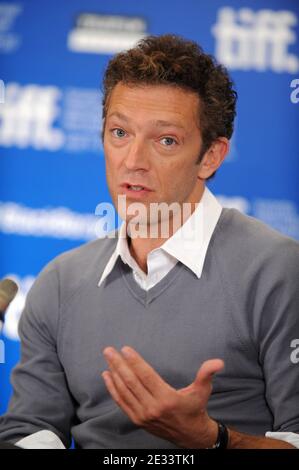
(179, 358, 224, 398)
(195, 359, 224, 384)
(194, 358, 224, 391)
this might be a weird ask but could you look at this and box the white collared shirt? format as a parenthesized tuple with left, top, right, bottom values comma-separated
(98, 187, 222, 290)
(16, 187, 299, 449)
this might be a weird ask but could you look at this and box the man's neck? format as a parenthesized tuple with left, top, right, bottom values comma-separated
(127, 189, 205, 274)
(128, 233, 169, 274)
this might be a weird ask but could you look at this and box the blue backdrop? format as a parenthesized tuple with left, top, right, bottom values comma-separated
(0, 0, 298, 415)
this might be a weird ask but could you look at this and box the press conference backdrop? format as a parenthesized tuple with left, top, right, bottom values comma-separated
(0, 0, 298, 415)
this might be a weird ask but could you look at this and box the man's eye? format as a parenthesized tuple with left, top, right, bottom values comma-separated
(111, 128, 126, 138)
(160, 137, 177, 146)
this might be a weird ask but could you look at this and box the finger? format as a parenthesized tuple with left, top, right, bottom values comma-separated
(102, 371, 139, 423)
(103, 347, 155, 405)
(120, 346, 173, 397)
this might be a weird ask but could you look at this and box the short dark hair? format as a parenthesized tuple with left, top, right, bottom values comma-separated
(102, 34, 237, 177)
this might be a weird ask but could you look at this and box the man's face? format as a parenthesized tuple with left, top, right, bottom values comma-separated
(103, 82, 205, 228)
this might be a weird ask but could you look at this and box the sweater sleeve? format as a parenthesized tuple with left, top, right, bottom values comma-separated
(253, 239, 299, 433)
(0, 261, 76, 448)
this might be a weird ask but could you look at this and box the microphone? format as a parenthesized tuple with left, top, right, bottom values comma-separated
(0, 278, 18, 333)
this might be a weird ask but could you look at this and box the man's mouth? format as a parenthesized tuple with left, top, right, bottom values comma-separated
(127, 185, 145, 192)
(121, 183, 152, 192)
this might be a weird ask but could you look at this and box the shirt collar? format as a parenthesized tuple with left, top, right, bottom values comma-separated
(160, 187, 222, 277)
(98, 187, 222, 286)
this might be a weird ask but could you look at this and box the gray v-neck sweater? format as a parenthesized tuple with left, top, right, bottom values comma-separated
(0, 208, 299, 449)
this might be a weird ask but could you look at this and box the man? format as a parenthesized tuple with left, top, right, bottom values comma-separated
(0, 34, 298, 449)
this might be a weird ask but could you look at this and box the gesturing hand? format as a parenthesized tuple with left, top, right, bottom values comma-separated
(102, 345, 224, 448)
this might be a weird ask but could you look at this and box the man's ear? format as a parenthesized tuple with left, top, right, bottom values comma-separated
(197, 137, 229, 180)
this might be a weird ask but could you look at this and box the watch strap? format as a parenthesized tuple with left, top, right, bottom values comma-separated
(210, 421, 229, 449)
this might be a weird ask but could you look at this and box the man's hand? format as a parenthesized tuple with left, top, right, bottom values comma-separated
(102, 345, 224, 448)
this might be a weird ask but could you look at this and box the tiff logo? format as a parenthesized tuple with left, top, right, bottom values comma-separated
(212, 7, 299, 72)
(0, 339, 4, 364)
(0, 83, 64, 150)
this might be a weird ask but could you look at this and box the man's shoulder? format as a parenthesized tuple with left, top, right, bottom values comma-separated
(52, 231, 119, 272)
(208, 209, 299, 323)
(27, 231, 119, 307)
(214, 208, 299, 268)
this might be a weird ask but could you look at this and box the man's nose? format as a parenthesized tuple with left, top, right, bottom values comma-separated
(124, 138, 150, 171)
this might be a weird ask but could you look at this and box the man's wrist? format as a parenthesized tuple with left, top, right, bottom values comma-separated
(203, 419, 230, 449)
(227, 428, 296, 449)
(197, 418, 219, 448)
(210, 421, 229, 449)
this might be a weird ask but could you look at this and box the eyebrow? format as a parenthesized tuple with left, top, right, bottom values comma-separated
(106, 111, 186, 130)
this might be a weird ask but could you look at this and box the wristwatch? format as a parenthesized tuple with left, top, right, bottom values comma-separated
(210, 421, 229, 449)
